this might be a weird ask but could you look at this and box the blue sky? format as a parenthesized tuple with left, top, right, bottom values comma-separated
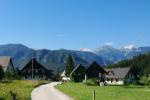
(0, 0, 150, 50)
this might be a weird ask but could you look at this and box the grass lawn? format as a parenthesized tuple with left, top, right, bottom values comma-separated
(0, 80, 49, 100)
(56, 82, 150, 100)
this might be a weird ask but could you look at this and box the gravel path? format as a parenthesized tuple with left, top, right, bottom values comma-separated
(31, 82, 73, 100)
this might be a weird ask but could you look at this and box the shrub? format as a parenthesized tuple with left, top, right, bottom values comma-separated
(86, 78, 99, 86)
(124, 79, 129, 86)
(139, 76, 148, 86)
(4, 71, 16, 80)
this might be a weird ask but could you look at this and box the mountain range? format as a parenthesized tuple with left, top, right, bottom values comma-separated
(0, 44, 150, 72)
(0, 44, 110, 72)
(94, 45, 150, 63)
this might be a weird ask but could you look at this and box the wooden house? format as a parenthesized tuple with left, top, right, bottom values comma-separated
(85, 62, 106, 82)
(20, 58, 53, 80)
(0, 56, 15, 73)
(105, 67, 135, 85)
(70, 64, 86, 82)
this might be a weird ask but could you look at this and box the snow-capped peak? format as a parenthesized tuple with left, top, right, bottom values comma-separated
(79, 48, 94, 53)
(121, 45, 136, 50)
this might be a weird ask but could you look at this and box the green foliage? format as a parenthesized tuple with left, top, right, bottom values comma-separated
(124, 79, 130, 86)
(65, 54, 74, 76)
(140, 76, 148, 82)
(86, 79, 96, 85)
(107, 53, 150, 78)
(4, 70, 16, 80)
(0, 66, 4, 80)
(85, 78, 100, 86)
(3, 67, 21, 80)
(147, 76, 150, 84)
(14, 68, 21, 80)
(54, 68, 61, 81)
(139, 76, 150, 86)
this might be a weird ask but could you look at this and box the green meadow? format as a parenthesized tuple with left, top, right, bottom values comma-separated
(56, 82, 150, 100)
(0, 80, 49, 100)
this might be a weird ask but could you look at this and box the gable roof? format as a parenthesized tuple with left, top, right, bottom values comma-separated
(86, 61, 106, 73)
(105, 67, 131, 79)
(0, 56, 11, 71)
(70, 64, 85, 76)
(85, 62, 106, 78)
(20, 58, 49, 71)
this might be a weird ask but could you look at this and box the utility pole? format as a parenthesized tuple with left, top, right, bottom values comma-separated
(32, 52, 34, 81)
(85, 74, 87, 85)
(93, 90, 95, 100)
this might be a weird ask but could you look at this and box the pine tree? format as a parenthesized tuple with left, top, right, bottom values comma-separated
(0, 66, 4, 80)
(65, 54, 74, 76)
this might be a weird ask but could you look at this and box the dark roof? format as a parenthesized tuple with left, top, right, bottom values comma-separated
(105, 67, 131, 79)
(70, 64, 85, 76)
(85, 62, 106, 78)
(86, 62, 106, 73)
(20, 58, 50, 71)
(0, 56, 11, 71)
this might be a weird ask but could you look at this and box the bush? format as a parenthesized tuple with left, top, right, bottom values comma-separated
(124, 79, 129, 86)
(86, 78, 99, 86)
(4, 71, 16, 80)
(139, 76, 148, 86)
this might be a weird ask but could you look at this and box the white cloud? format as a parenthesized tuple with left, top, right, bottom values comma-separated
(105, 42, 113, 46)
(122, 44, 135, 50)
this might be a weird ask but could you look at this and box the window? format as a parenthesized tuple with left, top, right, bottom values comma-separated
(116, 79, 118, 82)
(111, 79, 113, 83)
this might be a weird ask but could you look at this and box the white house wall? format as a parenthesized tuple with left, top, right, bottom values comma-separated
(106, 80, 124, 85)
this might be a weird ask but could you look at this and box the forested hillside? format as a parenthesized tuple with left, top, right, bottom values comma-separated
(107, 53, 150, 77)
